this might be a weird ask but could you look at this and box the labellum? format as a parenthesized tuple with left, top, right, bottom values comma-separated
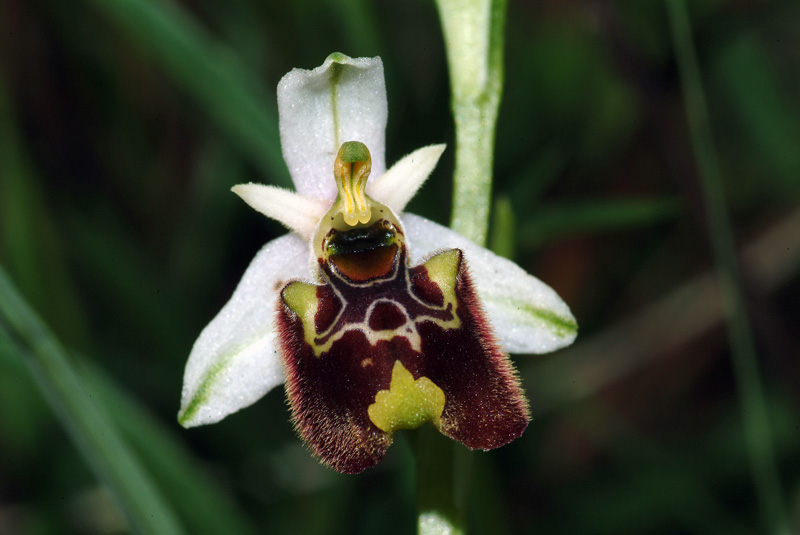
(278, 141, 529, 473)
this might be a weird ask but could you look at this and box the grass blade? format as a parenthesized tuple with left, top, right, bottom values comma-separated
(0, 75, 89, 347)
(79, 0, 290, 187)
(0, 264, 185, 535)
(666, 1, 787, 532)
(714, 35, 800, 190)
(518, 197, 680, 246)
(78, 359, 258, 535)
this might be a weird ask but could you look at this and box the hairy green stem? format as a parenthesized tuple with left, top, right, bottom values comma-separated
(666, 2, 787, 532)
(437, 0, 507, 247)
(415, 426, 468, 535)
(419, 1, 507, 533)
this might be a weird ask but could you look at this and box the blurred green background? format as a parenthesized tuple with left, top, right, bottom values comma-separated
(1, 0, 799, 533)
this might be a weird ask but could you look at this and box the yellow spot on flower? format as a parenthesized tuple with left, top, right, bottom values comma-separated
(281, 281, 320, 349)
(368, 360, 445, 434)
(422, 249, 460, 300)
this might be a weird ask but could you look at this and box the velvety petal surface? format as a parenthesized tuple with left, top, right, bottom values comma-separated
(276, 246, 529, 474)
(278, 53, 387, 201)
(179, 233, 310, 427)
(402, 214, 578, 354)
(367, 144, 446, 215)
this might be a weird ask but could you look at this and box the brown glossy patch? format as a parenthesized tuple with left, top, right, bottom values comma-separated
(368, 301, 407, 331)
(314, 285, 341, 334)
(330, 244, 397, 282)
(410, 265, 445, 306)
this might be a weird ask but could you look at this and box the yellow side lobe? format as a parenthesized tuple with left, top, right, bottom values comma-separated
(422, 249, 460, 298)
(281, 281, 320, 348)
(368, 360, 445, 434)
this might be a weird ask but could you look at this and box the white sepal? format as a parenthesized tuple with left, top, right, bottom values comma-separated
(232, 184, 328, 240)
(367, 144, 446, 215)
(179, 233, 310, 427)
(277, 53, 387, 202)
(402, 214, 578, 354)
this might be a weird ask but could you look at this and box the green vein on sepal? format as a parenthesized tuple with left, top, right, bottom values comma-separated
(328, 54, 345, 150)
(179, 356, 230, 426)
(178, 359, 227, 426)
(178, 333, 270, 426)
(509, 301, 578, 338)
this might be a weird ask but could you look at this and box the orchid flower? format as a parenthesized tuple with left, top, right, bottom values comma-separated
(178, 53, 577, 473)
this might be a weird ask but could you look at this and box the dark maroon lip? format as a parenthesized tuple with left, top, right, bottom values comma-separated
(278, 243, 529, 474)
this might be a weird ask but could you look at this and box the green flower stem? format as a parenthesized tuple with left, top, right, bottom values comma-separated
(420, 1, 507, 533)
(489, 195, 516, 260)
(666, 2, 787, 533)
(0, 264, 185, 535)
(436, 0, 508, 247)
(415, 426, 468, 535)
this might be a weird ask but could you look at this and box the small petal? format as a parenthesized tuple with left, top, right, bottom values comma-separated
(179, 233, 310, 427)
(278, 53, 387, 201)
(232, 183, 328, 239)
(402, 214, 578, 354)
(367, 144, 446, 215)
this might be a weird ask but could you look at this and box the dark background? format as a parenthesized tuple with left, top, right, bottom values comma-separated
(1, 0, 799, 533)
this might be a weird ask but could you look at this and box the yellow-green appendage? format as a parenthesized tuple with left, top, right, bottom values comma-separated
(368, 360, 445, 434)
(282, 281, 320, 347)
